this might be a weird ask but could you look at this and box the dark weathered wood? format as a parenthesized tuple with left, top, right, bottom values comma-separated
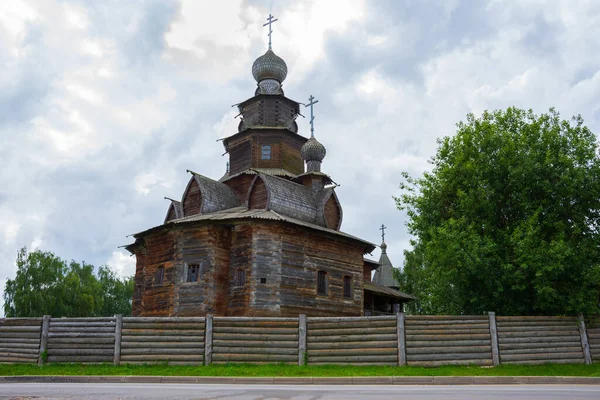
(488, 312, 500, 366)
(409, 359, 493, 367)
(121, 348, 204, 355)
(205, 314, 213, 365)
(123, 317, 206, 323)
(298, 314, 306, 366)
(397, 313, 406, 366)
(212, 340, 296, 348)
(37, 315, 50, 365)
(307, 355, 398, 363)
(212, 354, 297, 362)
(121, 335, 203, 342)
(113, 314, 123, 366)
(48, 349, 114, 356)
(407, 352, 492, 362)
(120, 354, 203, 362)
(578, 315, 592, 365)
(407, 345, 492, 355)
(309, 320, 396, 330)
(308, 334, 396, 343)
(213, 347, 298, 355)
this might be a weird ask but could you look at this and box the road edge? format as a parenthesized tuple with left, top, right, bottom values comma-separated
(1, 375, 600, 385)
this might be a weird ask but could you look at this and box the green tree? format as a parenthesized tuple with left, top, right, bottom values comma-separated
(397, 107, 600, 316)
(4, 247, 133, 317)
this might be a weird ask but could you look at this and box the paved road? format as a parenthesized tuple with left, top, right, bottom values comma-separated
(1, 383, 599, 399)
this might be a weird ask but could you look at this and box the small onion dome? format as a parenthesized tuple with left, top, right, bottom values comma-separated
(380, 241, 387, 253)
(252, 49, 288, 83)
(301, 137, 327, 162)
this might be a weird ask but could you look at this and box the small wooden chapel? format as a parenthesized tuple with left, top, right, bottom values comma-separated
(125, 15, 414, 317)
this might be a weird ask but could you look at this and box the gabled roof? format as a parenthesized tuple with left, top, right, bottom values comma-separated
(185, 171, 241, 213)
(164, 198, 183, 223)
(255, 173, 317, 224)
(364, 281, 415, 301)
(220, 168, 298, 183)
(372, 243, 399, 289)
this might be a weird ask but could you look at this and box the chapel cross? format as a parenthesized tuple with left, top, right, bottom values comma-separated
(305, 95, 319, 138)
(263, 14, 278, 50)
(380, 224, 387, 243)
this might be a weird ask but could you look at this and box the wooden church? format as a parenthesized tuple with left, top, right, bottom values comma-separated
(125, 16, 413, 317)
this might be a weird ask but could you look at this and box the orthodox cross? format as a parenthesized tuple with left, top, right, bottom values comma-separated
(305, 95, 319, 138)
(380, 224, 387, 242)
(263, 14, 278, 50)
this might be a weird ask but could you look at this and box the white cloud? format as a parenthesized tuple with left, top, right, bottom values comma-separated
(0, 0, 598, 317)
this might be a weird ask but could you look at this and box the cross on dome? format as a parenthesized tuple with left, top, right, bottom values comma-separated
(305, 95, 319, 138)
(380, 224, 387, 242)
(263, 14, 278, 50)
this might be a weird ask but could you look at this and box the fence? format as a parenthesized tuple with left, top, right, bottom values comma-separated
(0, 313, 597, 366)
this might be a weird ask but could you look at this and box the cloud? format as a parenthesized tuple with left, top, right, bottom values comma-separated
(0, 0, 599, 316)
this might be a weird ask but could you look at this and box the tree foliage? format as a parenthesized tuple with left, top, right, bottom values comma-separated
(4, 247, 133, 317)
(396, 107, 600, 316)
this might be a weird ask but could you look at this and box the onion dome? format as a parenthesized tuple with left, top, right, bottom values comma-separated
(252, 49, 288, 83)
(380, 241, 387, 254)
(301, 137, 326, 172)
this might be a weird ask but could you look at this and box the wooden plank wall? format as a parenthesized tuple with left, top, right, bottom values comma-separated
(496, 316, 584, 365)
(120, 317, 205, 364)
(306, 316, 398, 365)
(405, 315, 493, 366)
(47, 318, 115, 363)
(588, 318, 600, 363)
(211, 317, 298, 364)
(0, 318, 42, 363)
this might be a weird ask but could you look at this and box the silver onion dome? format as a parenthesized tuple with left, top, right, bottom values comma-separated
(252, 49, 288, 84)
(301, 137, 326, 162)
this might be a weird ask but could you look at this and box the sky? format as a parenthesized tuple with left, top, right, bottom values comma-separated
(1, 0, 599, 312)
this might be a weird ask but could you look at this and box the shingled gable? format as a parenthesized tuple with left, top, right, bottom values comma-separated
(164, 198, 183, 223)
(247, 172, 317, 224)
(181, 170, 240, 216)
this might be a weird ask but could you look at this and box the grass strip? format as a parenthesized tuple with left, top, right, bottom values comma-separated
(0, 363, 599, 377)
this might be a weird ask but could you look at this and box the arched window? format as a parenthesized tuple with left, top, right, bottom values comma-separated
(317, 270, 328, 295)
(343, 275, 352, 298)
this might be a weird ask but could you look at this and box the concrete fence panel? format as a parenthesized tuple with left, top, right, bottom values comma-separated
(211, 317, 298, 364)
(404, 315, 493, 367)
(306, 316, 398, 365)
(496, 316, 584, 365)
(0, 318, 43, 364)
(120, 317, 205, 365)
(46, 317, 116, 363)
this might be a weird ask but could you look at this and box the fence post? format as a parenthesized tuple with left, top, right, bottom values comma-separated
(37, 315, 50, 365)
(578, 314, 592, 365)
(397, 313, 407, 366)
(205, 314, 213, 365)
(113, 314, 123, 366)
(298, 314, 307, 366)
(488, 312, 500, 366)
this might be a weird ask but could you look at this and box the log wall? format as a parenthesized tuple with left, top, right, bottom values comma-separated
(588, 318, 600, 363)
(496, 316, 584, 365)
(1, 314, 595, 366)
(120, 317, 205, 364)
(211, 317, 298, 364)
(405, 315, 493, 367)
(0, 318, 42, 363)
(47, 318, 116, 363)
(306, 316, 398, 365)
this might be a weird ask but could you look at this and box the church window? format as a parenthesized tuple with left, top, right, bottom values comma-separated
(343, 275, 352, 298)
(317, 270, 328, 295)
(187, 264, 199, 282)
(155, 266, 164, 285)
(236, 269, 246, 286)
(260, 277, 267, 284)
(261, 145, 271, 160)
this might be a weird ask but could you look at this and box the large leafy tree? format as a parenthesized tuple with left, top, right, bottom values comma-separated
(4, 247, 134, 317)
(397, 107, 600, 316)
